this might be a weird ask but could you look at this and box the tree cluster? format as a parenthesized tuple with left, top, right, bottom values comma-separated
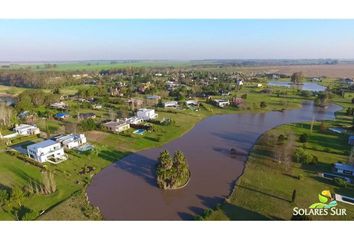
(156, 150, 190, 189)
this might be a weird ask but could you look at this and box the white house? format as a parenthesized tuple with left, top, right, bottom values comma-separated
(50, 102, 68, 110)
(103, 121, 130, 133)
(13, 124, 40, 136)
(136, 108, 158, 120)
(125, 116, 144, 125)
(27, 140, 66, 163)
(214, 99, 230, 108)
(163, 101, 178, 108)
(236, 79, 244, 86)
(186, 100, 198, 106)
(54, 134, 87, 149)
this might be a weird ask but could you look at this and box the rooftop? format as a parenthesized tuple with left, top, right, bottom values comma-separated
(334, 163, 354, 172)
(27, 139, 59, 149)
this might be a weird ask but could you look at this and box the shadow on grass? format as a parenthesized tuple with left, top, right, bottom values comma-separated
(221, 202, 271, 220)
(98, 150, 129, 163)
(236, 184, 291, 203)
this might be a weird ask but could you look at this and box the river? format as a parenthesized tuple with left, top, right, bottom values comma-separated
(268, 81, 326, 92)
(87, 101, 341, 220)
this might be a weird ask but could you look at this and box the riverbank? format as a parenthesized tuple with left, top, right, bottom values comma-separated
(205, 98, 354, 220)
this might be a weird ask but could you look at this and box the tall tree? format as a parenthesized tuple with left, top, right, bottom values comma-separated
(291, 72, 304, 85)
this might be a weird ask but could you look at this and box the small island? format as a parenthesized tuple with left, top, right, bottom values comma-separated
(156, 150, 191, 190)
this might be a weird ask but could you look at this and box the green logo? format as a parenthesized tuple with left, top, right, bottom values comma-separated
(309, 190, 337, 209)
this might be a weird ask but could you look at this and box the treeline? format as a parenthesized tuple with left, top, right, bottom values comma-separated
(0, 69, 82, 88)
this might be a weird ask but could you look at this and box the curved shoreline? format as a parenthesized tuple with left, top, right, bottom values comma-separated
(87, 101, 342, 220)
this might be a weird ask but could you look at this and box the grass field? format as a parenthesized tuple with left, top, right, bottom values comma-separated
(1, 60, 192, 72)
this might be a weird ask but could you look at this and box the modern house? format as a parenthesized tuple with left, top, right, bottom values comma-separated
(163, 101, 178, 108)
(185, 100, 199, 106)
(333, 163, 354, 177)
(54, 134, 87, 149)
(125, 116, 144, 125)
(55, 112, 70, 120)
(13, 124, 40, 136)
(27, 140, 66, 163)
(214, 99, 230, 108)
(136, 108, 158, 120)
(50, 102, 68, 110)
(92, 104, 102, 110)
(103, 120, 130, 133)
(77, 112, 96, 120)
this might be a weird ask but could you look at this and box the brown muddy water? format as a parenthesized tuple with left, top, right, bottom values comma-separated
(87, 102, 341, 220)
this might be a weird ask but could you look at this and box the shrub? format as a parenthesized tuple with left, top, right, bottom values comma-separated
(260, 101, 267, 108)
(319, 122, 328, 133)
(299, 133, 308, 143)
(0, 189, 10, 206)
(80, 119, 97, 131)
(334, 178, 348, 188)
(277, 134, 286, 144)
(293, 148, 318, 164)
(241, 94, 248, 99)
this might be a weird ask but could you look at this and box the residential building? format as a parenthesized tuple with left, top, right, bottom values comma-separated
(214, 99, 230, 108)
(92, 104, 102, 110)
(13, 124, 40, 136)
(50, 102, 68, 110)
(137, 108, 158, 120)
(348, 136, 354, 145)
(103, 121, 130, 133)
(333, 163, 354, 177)
(185, 100, 199, 106)
(55, 112, 70, 120)
(78, 112, 96, 120)
(125, 116, 144, 125)
(54, 134, 87, 149)
(27, 140, 66, 163)
(163, 101, 178, 108)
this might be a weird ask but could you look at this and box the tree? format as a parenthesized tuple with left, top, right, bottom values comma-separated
(41, 171, 56, 194)
(156, 150, 190, 189)
(293, 148, 318, 164)
(158, 150, 173, 170)
(299, 133, 308, 143)
(0, 103, 14, 128)
(80, 119, 97, 131)
(0, 189, 9, 206)
(291, 189, 297, 203)
(260, 101, 267, 108)
(291, 72, 304, 85)
(319, 121, 328, 133)
(11, 187, 25, 207)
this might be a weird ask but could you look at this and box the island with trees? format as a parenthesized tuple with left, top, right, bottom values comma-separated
(156, 150, 191, 190)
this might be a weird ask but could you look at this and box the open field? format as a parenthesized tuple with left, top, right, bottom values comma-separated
(203, 64, 354, 78)
(0, 60, 192, 72)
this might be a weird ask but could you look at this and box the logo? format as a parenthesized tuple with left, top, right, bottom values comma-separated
(292, 189, 346, 217)
(309, 190, 337, 209)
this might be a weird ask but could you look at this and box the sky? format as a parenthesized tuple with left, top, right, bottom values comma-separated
(0, 20, 354, 61)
